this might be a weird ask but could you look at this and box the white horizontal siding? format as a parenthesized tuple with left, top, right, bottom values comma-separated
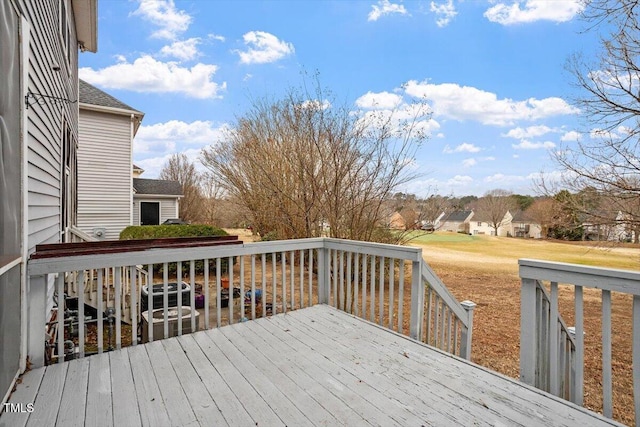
(77, 109, 132, 240)
(161, 199, 178, 222)
(22, 0, 80, 316)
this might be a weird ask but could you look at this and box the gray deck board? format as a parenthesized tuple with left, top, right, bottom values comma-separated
(26, 362, 68, 427)
(205, 328, 313, 426)
(220, 324, 340, 426)
(232, 320, 373, 426)
(161, 338, 229, 426)
(85, 352, 113, 427)
(2, 305, 624, 427)
(127, 344, 172, 427)
(0, 366, 44, 427)
(108, 348, 141, 427)
(175, 334, 254, 426)
(191, 330, 285, 426)
(57, 358, 89, 427)
(145, 340, 200, 427)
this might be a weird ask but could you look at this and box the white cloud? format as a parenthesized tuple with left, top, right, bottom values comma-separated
(448, 175, 474, 186)
(484, 173, 527, 183)
(511, 140, 556, 149)
(208, 33, 226, 42)
(503, 125, 552, 139)
(368, 0, 408, 22)
(236, 31, 294, 64)
(160, 38, 201, 61)
(136, 148, 204, 179)
(560, 130, 580, 142)
(136, 120, 228, 149)
(430, 0, 457, 27)
(79, 55, 226, 99)
(131, 0, 191, 40)
(484, 0, 583, 25)
(443, 142, 481, 153)
(462, 158, 477, 168)
(299, 99, 332, 110)
(356, 101, 439, 137)
(404, 80, 578, 126)
(589, 126, 631, 140)
(355, 91, 404, 109)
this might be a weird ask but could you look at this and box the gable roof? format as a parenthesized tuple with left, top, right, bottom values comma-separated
(472, 209, 511, 223)
(133, 178, 183, 196)
(442, 210, 473, 222)
(79, 80, 142, 113)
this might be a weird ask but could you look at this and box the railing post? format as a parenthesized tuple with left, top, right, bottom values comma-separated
(633, 295, 640, 427)
(520, 277, 537, 385)
(27, 274, 47, 368)
(409, 260, 423, 340)
(317, 246, 330, 304)
(460, 300, 476, 360)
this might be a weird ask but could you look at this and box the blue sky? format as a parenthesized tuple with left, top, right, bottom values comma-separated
(79, 0, 602, 197)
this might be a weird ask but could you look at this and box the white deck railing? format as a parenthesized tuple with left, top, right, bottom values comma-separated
(519, 259, 640, 425)
(27, 237, 475, 368)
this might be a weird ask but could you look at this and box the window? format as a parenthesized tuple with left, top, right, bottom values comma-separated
(61, 123, 77, 241)
(1, 0, 22, 266)
(59, 0, 71, 69)
(141, 202, 160, 225)
(477, 222, 482, 226)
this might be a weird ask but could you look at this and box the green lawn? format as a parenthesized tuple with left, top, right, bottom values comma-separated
(408, 231, 640, 272)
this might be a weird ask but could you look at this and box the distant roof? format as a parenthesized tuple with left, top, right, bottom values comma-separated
(133, 178, 183, 196)
(79, 80, 143, 114)
(443, 210, 473, 222)
(133, 164, 144, 172)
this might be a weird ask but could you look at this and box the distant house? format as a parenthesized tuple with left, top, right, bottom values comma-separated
(389, 211, 407, 230)
(510, 210, 542, 239)
(441, 211, 474, 233)
(133, 178, 183, 225)
(77, 79, 144, 240)
(77, 81, 183, 237)
(581, 210, 630, 242)
(469, 210, 512, 237)
(420, 211, 446, 231)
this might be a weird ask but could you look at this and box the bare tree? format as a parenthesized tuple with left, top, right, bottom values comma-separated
(200, 82, 430, 243)
(525, 197, 560, 239)
(159, 154, 203, 223)
(476, 189, 516, 236)
(418, 194, 450, 232)
(547, 0, 640, 238)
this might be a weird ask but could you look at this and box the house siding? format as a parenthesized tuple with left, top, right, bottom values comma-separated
(78, 109, 132, 240)
(24, 0, 80, 316)
(1, 0, 87, 403)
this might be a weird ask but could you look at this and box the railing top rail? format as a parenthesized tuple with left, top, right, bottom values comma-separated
(323, 238, 423, 261)
(27, 237, 423, 276)
(519, 258, 640, 296)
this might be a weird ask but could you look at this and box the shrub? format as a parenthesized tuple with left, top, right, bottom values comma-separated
(119, 224, 228, 240)
(119, 225, 233, 277)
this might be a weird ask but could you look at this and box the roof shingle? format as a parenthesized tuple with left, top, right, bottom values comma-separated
(133, 178, 183, 196)
(79, 79, 142, 113)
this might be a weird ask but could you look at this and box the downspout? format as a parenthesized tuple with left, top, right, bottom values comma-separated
(19, 15, 30, 373)
(130, 114, 134, 226)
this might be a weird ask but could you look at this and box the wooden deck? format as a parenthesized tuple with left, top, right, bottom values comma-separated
(1, 305, 622, 427)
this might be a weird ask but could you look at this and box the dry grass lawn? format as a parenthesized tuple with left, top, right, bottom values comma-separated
(410, 232, 638, 426)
